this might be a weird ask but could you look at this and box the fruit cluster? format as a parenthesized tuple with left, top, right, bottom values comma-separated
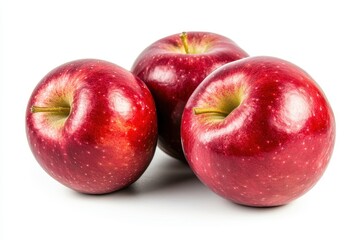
(26, 32, 335, 207)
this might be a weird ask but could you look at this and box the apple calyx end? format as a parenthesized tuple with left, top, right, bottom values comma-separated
(31, 106, 71, 115)
(180, 32, 190, 54)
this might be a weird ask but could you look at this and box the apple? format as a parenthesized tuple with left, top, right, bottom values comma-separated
(181, 56, 335, 207)
(132, 32, 249, 160)
(25, 59, 157, 194)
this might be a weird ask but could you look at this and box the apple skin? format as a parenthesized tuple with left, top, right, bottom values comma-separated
(26, 59, 157, 194)
(181, 56, 335, 207)
(132, 32, 249, 160)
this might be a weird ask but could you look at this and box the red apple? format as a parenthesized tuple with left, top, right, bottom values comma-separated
(181, 56, 335, 207)
(132, 32, 249, 160)
(26, 59, 157, 194)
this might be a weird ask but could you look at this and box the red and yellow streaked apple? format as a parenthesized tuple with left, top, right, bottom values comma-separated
(132, 32, 249, 160)
(181, 56, 335, 207)
(26, 59, 157, 194)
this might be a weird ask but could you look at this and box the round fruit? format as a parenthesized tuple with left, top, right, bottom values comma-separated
(181, 56, 335, 207)
(132, 32, 248, 160)
(26, 59, 157, 194)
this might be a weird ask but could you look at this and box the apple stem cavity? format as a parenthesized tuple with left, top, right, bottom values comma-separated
(193, 107, 229, 117)
(31, 106, 71, 115)
(180, 32, 190, 54)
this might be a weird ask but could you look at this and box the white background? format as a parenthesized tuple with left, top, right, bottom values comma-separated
(1, 0, 359, 239)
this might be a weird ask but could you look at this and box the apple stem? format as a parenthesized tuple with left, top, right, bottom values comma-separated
(31, 106, 71, 115)
(193, 107, 229, 116)
(180, 32, 190, 54)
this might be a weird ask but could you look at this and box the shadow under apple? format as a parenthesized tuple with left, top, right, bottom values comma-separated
(70, 157, 201, 199)
(70, 156, 293, 213)
(132, 157, 200, 194)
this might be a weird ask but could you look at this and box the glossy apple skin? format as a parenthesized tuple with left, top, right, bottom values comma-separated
(26, 59, 157, 194)
(132, 32, 248, 160)
(181, 56, 335, 207)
